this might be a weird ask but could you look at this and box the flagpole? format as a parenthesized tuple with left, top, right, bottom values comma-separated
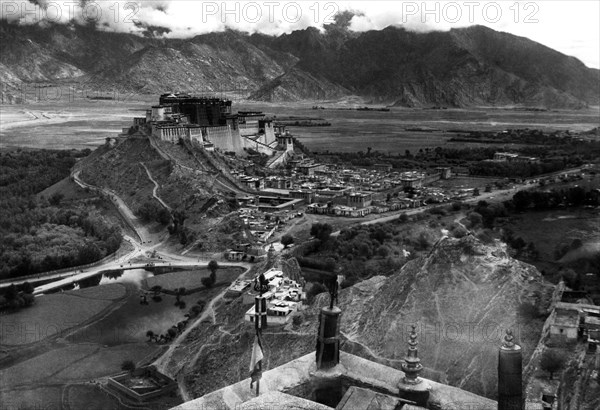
(255, 291, 261, 397)
(253, 273, 268, 397)
(256, 362, 260, 397)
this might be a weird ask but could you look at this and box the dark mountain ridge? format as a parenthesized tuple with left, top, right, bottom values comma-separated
(0, 21, 597, 108)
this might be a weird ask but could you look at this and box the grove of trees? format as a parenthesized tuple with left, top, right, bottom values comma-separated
(0, 150, 121, 280)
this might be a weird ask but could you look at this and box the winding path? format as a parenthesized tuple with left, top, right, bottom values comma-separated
(140, 162, 172, 211)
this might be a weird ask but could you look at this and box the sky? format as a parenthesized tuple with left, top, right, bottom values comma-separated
(1, 0, 598, 68)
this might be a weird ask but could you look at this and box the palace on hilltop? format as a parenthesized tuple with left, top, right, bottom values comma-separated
(124, 93, 294, 167)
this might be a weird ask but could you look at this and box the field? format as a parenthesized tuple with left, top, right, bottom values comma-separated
(500, 208, 599, 263)
(0, 283, 127, 345)
(282, 105, 600, 154)
(51, 343, 159, 381)
(144, 267, 244, 292)
(0, 280, 175, 410)
(429, 176, 500, 190)
(0, 343, 160, 409)
(1, 98, 598, 154)
(0, 386, 63, 410)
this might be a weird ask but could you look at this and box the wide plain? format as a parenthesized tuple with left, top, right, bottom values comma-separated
(1, 98, 598, 153)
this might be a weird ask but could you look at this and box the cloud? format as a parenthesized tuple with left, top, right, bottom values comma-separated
(0, 1, 598, 68)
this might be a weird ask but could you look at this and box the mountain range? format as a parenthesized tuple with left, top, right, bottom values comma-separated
(1, 20, 598, 108)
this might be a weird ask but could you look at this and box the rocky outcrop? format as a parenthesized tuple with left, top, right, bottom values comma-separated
(313, 235, 544, 399)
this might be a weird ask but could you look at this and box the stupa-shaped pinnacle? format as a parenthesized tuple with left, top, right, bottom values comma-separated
(401, 324, 423, 384)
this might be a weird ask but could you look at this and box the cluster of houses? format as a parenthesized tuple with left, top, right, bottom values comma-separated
(305, 194, 422, 218)
(549, 282, 600, 350)
(222, 242, 267, 262)
(491, 152, 540, 164)
(220, 159, 460, 220)
(226, 268, 306, 325)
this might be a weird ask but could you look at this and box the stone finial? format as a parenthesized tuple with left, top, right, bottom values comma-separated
(401, 324, 423, 384)
(501, 328, 521, 350)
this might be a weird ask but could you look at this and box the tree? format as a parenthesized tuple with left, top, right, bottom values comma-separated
(512, 191, 531, 211)
(306, 282, 328, 304)
(540, 349, 565, 379)
(146, 330, 155, 342)
(121, 360, 136, 373)
(310, 223, 332, 243)
(19, 282, 33, 295)
(416, 232, 432, 250)
(281, 234, 294, 248)
(208, 260, 219, 276)
(4, 284, 18, 301)
(77, 242, 102, 265)
(377, 245, 391, 257)
(48, 192, 64, 206)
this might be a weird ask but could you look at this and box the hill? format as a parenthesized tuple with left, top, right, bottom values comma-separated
(77, 137, 249, 251)
(0, 21, 597, 108)
(336, 234, 545, 397)
(167, 235, 547, 400)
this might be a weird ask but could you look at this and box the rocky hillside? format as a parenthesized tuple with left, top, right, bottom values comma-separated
(1, 21, 597, 107)
(172, 234, 546, 400)
(335, 234, 544, 398)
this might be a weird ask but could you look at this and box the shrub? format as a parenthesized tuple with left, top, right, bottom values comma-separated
(450, 224, 468, 238)
(467, 212, 483, 228)
(121, 360, 136, 372)
(518, 302, 541, 320)
(201, 276, 215, 288)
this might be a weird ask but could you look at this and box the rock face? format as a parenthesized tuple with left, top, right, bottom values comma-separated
(327, 235, 543, 399)
(1, 21, 597, 107)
